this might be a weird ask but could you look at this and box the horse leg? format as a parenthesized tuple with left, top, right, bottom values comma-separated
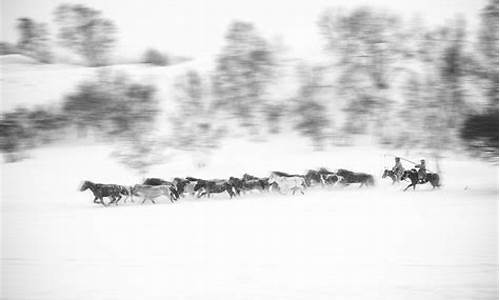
(93, 196, 99, 204)
(403, 183, 413, 191)
(129, 189, 134, 202)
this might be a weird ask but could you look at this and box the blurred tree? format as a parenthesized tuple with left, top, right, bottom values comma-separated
(27, 106, 68, 144)
(113, 136, 166, 175)
(171, 70, 225, 151)
(62, 72, 158, 139)
(0, 42, 18, 55)
(0, 109, 35, 162)
(213, 21, 275, 131)
(264, 103, 285, 134)
(16, 18, 52, 63)
(460, 0, 499, 158)
(293, 64, 330, 149)
(440, 18, 468, 130)
(405, 21, 470, 152)
(318, 7, 402, 134)
(477, 0, 499, 107)
(54, 4, 116, 66)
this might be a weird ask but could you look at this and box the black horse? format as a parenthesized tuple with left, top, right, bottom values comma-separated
(382, 169, 399, 185)
(318, 167, 336, 175)
(80, 181, 122, 206)
(108, 185, 134, 205)
(336, 169, 375, 187)
(271, 171, 304, 178)
(240, 174, 275, 192)
(143, 178, 169, 185)
(400, 169, 441, 191)
(194, 179, 236, 198)
(304, 170, 324, 187)
(229, 176, 266, 195)
(228, 177, 244, 195)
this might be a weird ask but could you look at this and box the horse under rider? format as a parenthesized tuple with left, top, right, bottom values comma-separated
(414, 159, 427, 182)
(392, 157, 404, 181)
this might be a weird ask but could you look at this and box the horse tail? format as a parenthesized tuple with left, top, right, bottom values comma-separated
(368, 175, 375, 186)
(435, 174, 441, 187)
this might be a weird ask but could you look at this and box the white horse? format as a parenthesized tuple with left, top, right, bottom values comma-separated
(268, 173, 306, 195)
(321, 174, 345, 187)
(131, 184, 177, 204)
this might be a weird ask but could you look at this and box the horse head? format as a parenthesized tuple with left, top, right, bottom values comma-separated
(268, 174, 278, 185)
(193, 180, 206, 192)
(80, 180, 92, 191)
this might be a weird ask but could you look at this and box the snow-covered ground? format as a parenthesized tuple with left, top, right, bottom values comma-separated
(1, 136, 498, 300)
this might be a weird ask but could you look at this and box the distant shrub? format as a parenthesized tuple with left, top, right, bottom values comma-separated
(26, 106, 68, 143)
(0, 106, 68, 162)
(16, 18, 53, 63)
(62, 72, 159, 139)
(142, 48, 169, 66)
(0, 109, 31, 156)
(294, 101, 330, 150)
(265, 103, 286, 134)
(54, 4, 116, 66)
(461, 109, 499, 159)
(0, 42, 19, 55)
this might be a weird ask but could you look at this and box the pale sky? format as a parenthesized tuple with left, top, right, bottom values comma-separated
(1, 0, 487, 60)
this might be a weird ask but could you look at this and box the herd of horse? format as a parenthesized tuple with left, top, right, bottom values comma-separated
(80, 166, 440, 206)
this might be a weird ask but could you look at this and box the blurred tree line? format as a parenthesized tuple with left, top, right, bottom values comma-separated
(0, 71, 158, 164)
(1, 1, 497, 169)
(5, 4, 117, 65)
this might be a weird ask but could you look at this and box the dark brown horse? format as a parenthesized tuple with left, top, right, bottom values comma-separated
(336, 169, 375, 188)
(194, 180, 236, 198)
(401, 169, 441, 191)
(382, 169, 399, 184)
(80, 181, 121, 206)
(304, 170, 324, 187)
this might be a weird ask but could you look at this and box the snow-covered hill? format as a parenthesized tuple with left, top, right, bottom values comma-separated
(0, 54, 212, 113)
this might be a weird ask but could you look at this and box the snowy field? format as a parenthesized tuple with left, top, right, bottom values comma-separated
(1, 136, 498, 300)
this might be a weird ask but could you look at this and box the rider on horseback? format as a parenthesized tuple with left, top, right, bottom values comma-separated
(414, 159, 427, 183)
(392, 157, 404, 181)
